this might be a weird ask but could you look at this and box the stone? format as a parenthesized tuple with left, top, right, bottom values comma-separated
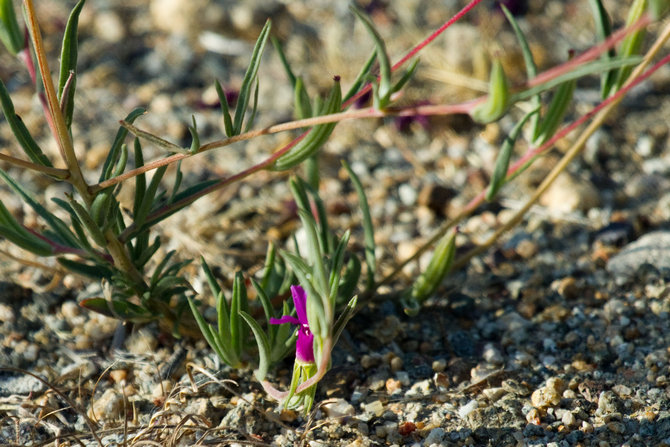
(539, 172, 600, 213)
(607, 231, 670, 280)
(88, 388, 125, 422)
(531, 377, 565, 408)
(322, 399, 355, 419)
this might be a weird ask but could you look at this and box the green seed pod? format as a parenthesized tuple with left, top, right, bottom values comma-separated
(471, 59, 511, 124)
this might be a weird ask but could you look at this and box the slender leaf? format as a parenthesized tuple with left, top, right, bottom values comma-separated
(342, 160, 376, 290)
(239, 310, 271, 381)
(80, 297, 154, 322)
(514, 56, 642, 102)
(588, 0, 617, 98)
(229, 272, 246, 357)
(0, 168, 80, 248)
(100, 108, 145, 182)
(344, 49, 376, 102)
(57, 258, 113, 279)
(57, 0, 86, 129)
(271, 36, 297, 86)
(233, 20, 271, 135)
(134, 165, 167, 228)
(0, 0, 23, 54)
(533, 78, 576, 145)
(0, 80, 52, 167)
(612, 0, 647, 92)
(501, 3, 542, 138)
(486, 107, 539, 201)
(351, 5, 392, 108)
(215, 80, 234, 137)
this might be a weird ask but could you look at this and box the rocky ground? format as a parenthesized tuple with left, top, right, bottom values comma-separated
(2, 1, 670, 446)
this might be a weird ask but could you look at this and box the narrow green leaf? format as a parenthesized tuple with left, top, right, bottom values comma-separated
(234, 19, 271, 135)
(296, 177, 331, 254)
(0, 80, 52, 167)
(328, 230, 351, 303)
(134, 165, 167, 228)
(187, 296, 239, 367)
(51, 197, 96, 253)
(100, 108, 145, 182)
(0, 0, 24, 55)
(273, 77, 342, 170)
(587, 0, 617, 98)
(342, 159, 376, 290)
(244, 78, 260, 133)
(271, 36, 297, 87)
(239, 310, 271, 381)
(0, 168, 79, 248)
(297, 209, 329, 301)
(351, 5, 392, 108)
(133, 138, 146, 217)
(533, 79, 576, 146)
(169, 161, 183, 204)
(57, 0, 86, 130)
(514, 56, 642, 102)
(57, 258, 113, 279)
(216, 289, 231, 345)
(251, 278, 274, 326)
(294, 77, 312, 119)
(80, 297, 154, 322)
(344, 49, 376, 103)
(612, 0, 647, 92)
(112, 143, 128, 178)
(68, 198, 107, 246)
(132, 235, 160, 269)
(338, 256, 361, 305)
(150, 250, 175, 286)
(391, 58, 419, 95)
(332, 295, 357, 346)
(229, 272, 246, 357)
(486, 107, 539, 201)
(260, 241, 278, 291)
(215, 80, 234, 137)
(501, 3, 541, 135)
(188, 115, 200, 154)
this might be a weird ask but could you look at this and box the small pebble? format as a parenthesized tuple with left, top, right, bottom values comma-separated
(390, 356, 404, 372)
(322, 398, 355, 419)
(531, 377, 565, 408)
(432, 358, 447, 372)
(424, 427, 445, 445)
(363, 400, 384, 417)
(457, 399, 478, 420)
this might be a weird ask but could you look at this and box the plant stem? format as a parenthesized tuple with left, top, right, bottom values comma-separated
(22, 0, 147, 292)
(23, 0, 86, 193)
(0, 152, 68, 177)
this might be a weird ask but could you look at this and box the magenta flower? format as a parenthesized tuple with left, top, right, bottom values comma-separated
(270, 285, 315, 364)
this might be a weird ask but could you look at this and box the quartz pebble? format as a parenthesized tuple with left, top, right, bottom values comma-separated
(531, 377, 565, 409)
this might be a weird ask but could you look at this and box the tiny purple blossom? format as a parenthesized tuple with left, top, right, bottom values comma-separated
(270, 285, 315, 363)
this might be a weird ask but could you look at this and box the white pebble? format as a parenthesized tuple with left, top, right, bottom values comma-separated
(458, 399, 478, 420)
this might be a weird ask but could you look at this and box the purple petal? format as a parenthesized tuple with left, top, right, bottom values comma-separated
(269, 315, 300, 325)
(290, 285, 309, 325)
(295, 324, 315, 363)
